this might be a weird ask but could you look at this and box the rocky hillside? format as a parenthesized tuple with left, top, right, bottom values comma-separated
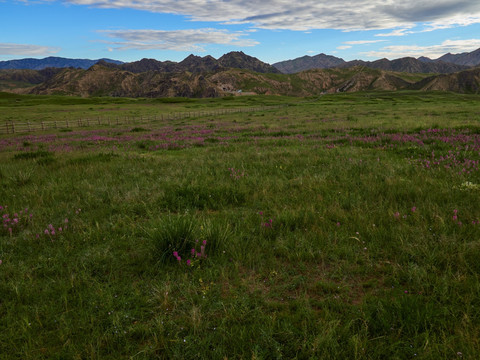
(4, 60, 479, 97)
(27, 64, 221, 97)
(11, 64, 439, 97)
(409, 67, 480, 93)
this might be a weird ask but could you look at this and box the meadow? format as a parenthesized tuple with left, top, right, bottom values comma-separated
(0, 91, 479, 359)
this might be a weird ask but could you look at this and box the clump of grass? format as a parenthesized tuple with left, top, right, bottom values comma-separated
(8, 165, 36, 186)
(150, 215, 198, 263)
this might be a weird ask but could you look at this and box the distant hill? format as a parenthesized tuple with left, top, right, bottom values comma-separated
(274, 54, 470, 74)
(273, 53, 346, 74)
(0, 68, 64, 91)
(0, 56, 123, 70)
(435, 48, 480, 67)
(340, 57, 469, 73)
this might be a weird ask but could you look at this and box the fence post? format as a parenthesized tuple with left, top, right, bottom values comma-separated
(27, 121, 31, 132)
(5, 122, 8, 134)
(11, 122, 15, 134)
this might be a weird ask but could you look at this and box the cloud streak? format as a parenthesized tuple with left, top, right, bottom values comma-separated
(362, 39, 480, 59)
(63, 0, 480, 31)
(343, 40, 387, 45)
(0, 43, 60, 56)
(98, 28, 259, 52)
(375, 28, 413, 37)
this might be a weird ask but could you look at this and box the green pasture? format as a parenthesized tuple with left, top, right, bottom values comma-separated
(0, 91, 479, 359)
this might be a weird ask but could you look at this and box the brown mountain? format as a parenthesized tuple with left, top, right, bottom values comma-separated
(274, 54, 470, 74)
(340, 57, 469, 73)
(218, 51, 281, 73)
(435, 48, 480, 67)
(273, 53, 346, 74)
(100, 52, 279, 74)
(178, 54, 221, 72)
(111, 58, 178, 73)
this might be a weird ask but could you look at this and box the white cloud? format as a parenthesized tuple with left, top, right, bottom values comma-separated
(98, 28, 259, 52)
(362, 39, 480, 59)
(0, 43, 60, 56)
(421, 15, 480, 32)
(375, 28, 413, 37)
(343, 40, 386, 45)
(61, 0, 480, 31)
(337, 40, 385, 50)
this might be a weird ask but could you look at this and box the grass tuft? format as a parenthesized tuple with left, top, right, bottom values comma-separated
(150, 215, 198, 263)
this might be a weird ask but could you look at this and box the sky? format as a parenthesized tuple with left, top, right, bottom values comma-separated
(1, 0, 480, 64)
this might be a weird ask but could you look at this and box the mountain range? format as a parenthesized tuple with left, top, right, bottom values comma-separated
(0, 56, 123, 70)
(98, 52, 281, 74)
(0, 52, 280, 74)
(0, 50, 479, 96)
(2, 48, 480, 75)
(272, 50, 480, 74)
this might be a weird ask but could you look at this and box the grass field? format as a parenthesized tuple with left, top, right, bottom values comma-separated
(1, 91, 480, 359)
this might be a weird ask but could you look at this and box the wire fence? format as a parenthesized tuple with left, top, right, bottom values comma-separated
(2, 105, 284, 135)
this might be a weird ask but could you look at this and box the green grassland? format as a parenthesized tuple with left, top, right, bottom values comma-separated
(1, 91, 480, 359)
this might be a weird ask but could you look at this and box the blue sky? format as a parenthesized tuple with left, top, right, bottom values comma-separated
(1, 0, 480, 64)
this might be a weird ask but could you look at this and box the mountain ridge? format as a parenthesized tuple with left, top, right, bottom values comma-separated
(273, 51, 479, 74)
(0, 52, 280, 74)
(0, 56, 123, 70)
(1, 50, 479, 97)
